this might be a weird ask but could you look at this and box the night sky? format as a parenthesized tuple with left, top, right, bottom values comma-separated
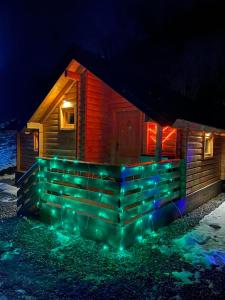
(0, 0, 225, 126)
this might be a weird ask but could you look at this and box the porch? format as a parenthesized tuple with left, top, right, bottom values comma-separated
(17, 157, 186, 248)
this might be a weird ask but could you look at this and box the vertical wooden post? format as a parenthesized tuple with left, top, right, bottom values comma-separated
(75, 80, 80, 160)
(155, 124, 162, 162)
(39, 124, 44, 158)
(176, 128, 181, 159)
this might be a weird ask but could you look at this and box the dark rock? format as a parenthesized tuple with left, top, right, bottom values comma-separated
(209, 223, 221, 230)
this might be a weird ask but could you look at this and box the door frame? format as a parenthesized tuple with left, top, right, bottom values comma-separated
(27, 122, 44, 157)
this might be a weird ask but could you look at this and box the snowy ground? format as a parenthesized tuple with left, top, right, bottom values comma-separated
(153, 199, 225, 285)
(174, 201, 225, 268)
(0, 173, 225, 299)
(0, 131, 16, 172)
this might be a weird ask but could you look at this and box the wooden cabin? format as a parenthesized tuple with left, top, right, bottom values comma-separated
(17, 59, 225, 248)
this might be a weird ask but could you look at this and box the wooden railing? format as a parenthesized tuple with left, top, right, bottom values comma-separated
(119, 159, 186, 225)
(17, 161, 40, 214)
(17, 157, 186, 248)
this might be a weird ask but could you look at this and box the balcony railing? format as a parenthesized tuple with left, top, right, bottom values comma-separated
(17, 157, 186, 248)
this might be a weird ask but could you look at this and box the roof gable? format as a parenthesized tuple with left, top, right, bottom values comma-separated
(29, 60, 82, 123)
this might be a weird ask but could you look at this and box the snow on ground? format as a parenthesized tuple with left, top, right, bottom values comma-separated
(0, 173, 15, 181)
(0, 131, 16, 172)
(0, 183, 18, 197)
(156, 200, 225, 270)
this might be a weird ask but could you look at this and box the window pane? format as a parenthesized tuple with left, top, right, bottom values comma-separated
(68, 112, 74, 124)
(145, 122, 177, 158)
(204, 133, 213, 158)
(60, 104, 75, 129)
(33, 131, 39, 152)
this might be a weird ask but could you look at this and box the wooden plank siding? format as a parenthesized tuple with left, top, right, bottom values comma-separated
(19, 130, 37, 171)
(84, 71, 111, 163)
(43, 83, 77, 160)
(77, 72, 85, 160)
(221, 136, 225, 180)
(84, 71, 142, 163)
(185, 130, 222, 195)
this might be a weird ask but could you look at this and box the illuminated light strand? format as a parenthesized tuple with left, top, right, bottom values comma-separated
(162, 129, 176, 144)
(146, 122, 177, 156)
(149, 136, 156, 143)
(147, 128, 157, 134)
(30, 156, 185, 248)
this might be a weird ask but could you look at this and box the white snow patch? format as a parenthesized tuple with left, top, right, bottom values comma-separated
(172, 270, 200, 285)
(51, 231, 73, 256)
(174, 201, 225, 268)
(157, 200, 225, 269)
(0, 195, 17, 203)
(0, 183, 18, 196)
(0, 131, 16, 171)
(0, 173, 15, 181)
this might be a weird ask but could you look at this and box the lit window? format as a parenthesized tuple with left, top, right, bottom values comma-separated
(145, 122, 177, 158)
(146, 122, 157, 155)
(204, 132, 213, 158)
(60, 100, 75, 130)
(34, 131, 39, 152)
(162, 126, 177, 157)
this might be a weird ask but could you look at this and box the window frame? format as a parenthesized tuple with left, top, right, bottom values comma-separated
(33, 131, 39, 153)
(60, 100, 76, 130)
(203, 132, 214, 159)
(143, 122, 178, 159)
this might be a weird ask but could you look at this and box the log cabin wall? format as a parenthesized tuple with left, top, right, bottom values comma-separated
(84, 70, 143, 164)
(42, 84, 77, 160)
(184, 129, 222, 210)
(77, 72, 86, 161)
(221, 136, 225, 180)
(84, 71, 111, 163)
(186, 130, 221, 195)
(19, 129, 37, 171)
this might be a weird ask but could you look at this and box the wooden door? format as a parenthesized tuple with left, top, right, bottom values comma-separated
(115, 110, 142, 164)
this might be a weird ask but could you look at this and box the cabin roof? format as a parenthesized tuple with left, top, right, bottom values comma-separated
(29, 60, 81, 123)
(28, 46, 225, 132)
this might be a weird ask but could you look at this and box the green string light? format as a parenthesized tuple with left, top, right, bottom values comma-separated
(103, 244, 109, 251)
(137, 235, 143, 242)
(121, 165, 126, 172)
(28, 157, 185, 248)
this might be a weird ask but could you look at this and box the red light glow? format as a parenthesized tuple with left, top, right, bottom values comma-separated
(146, 122, 177, 158)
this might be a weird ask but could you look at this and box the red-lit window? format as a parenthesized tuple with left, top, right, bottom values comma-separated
(145, 122, 177, 158)
(162, 126, 177, 157)
(146, 122, 157, 155)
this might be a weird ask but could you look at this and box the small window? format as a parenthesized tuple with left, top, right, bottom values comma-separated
(145, 122, 177, 158)
(34, 131, 39, 152)
(204, 132, 213, 158)
(60, 100, 75, 130)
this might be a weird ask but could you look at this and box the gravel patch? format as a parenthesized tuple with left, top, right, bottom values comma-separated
(0, 186, 225, 299)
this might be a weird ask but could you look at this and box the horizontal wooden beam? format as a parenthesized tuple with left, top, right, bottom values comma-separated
(65, 70, 80, 81)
